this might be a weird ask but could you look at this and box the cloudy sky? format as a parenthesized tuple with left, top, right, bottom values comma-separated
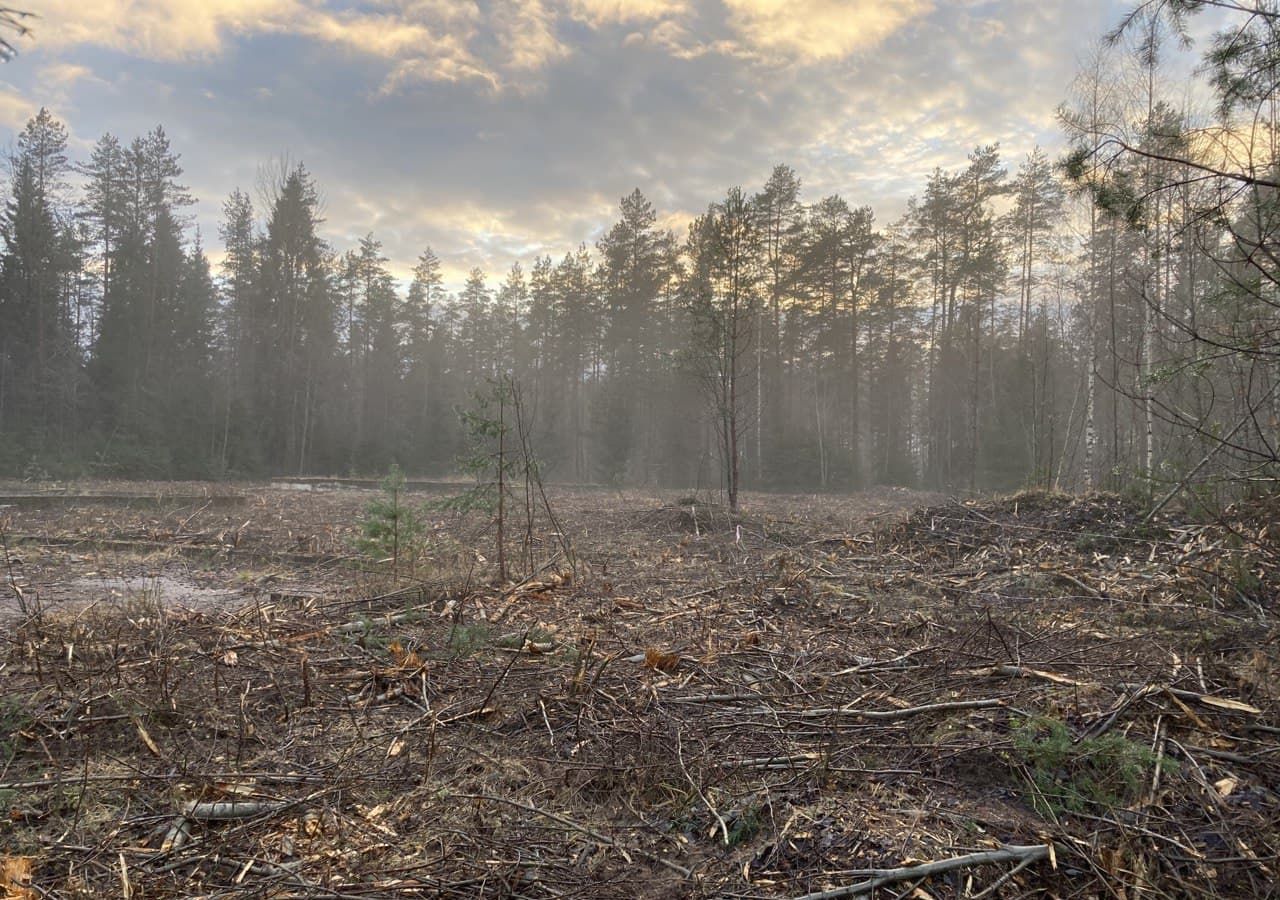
(0, 0, 1209, 286)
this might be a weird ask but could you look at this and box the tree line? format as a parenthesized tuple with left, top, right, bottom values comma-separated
(1, 2, 1276, 506)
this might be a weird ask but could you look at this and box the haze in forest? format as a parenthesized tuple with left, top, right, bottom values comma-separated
(1, 0, 1276, 511)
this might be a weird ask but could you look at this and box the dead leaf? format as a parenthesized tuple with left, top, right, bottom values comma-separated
(389, 642, 422, 669)
(643, 648, 680, 673)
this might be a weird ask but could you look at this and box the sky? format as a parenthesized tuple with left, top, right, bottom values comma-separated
(0, 0, 1218, 288)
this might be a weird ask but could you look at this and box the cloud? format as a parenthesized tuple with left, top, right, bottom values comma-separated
(496, 0, 570, 73)
(38, 62, 94, 88)
(381, 55, 498, 93)
(564, 0, 687, 27)
(30, 0, 303, 60)
(722, 0, 930, 61)
(0, 82, 36, 129)
(303, 11, 441, 58)
(4, 0, 1144, 291)
(27, 0, 549, 93)
(297, 8, 500, 92)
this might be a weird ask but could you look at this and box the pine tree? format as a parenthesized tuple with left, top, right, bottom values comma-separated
(596, 189, 673, 482)
(457, 267, 494, 382)
(0, 109, 80, 462)
(1006, 147, 1066, 484)
(552, 247, 599, 481)
(404, 247, 443, 466)
(89, 127, 197, 472)
(216, 188, 260, 472)
(494, 261, 527, 376)
(165, 231, 218, 472)
(258, 164, 336, 474)
(352, 235, 401, 469)
(751, 166, 804, 485)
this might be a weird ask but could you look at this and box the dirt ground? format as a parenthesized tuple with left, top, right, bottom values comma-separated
(0, 480, 1276, 898)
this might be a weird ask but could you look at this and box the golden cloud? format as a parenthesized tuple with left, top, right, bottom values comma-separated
(303, 12, 444, 59)
(722, 0, 929, 61)
(381, 55, 499, 93)
(38, 62, 95, 88)
(30, 0, 303, 59)
(30, 0, 573, 94)
(0, 82, 37, 129)
(24, 0, 924, 95)
(495, 0, 570, 73)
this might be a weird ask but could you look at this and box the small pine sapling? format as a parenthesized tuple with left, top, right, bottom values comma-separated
(440, 375, 575, 585)
(355, 464, 426, 576)
(440, 376, 520, 582)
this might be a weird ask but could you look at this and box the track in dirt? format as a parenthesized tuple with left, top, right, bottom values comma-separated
(0, 481, 1276, 898)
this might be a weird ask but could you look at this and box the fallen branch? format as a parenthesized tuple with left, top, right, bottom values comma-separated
(791, 843, 1051, 899)
(962, 664, 1088, 686)
(964, 666, 1263, 714)
(1119, 683, 1262, 715)
(775, 697, 1005, 721)
(181, 800, 294, 821)
(826, 651, 920, 677)
(1047, 570, 1102, 599)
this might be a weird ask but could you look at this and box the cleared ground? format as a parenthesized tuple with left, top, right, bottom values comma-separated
(0, 481, 1276, 898)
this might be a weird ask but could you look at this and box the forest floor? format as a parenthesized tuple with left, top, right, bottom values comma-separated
(0, 480, 1277, 898)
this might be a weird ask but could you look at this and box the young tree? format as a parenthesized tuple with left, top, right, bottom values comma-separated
(682, 188, 760, 511)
